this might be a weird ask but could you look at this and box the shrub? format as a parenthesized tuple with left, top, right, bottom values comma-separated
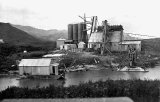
(0, 79, 160, 99)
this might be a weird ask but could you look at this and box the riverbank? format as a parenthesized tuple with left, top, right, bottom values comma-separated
(60, 51, 160, 72)
(1, 50, 159, 75)
(0, 79, 159, 100)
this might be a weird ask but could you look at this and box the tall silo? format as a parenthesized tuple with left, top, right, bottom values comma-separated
(78, 23, 83, 42)
(73, 24, 78, 42)
(68, 24, 73, 40)
(82, 23, 87, 43)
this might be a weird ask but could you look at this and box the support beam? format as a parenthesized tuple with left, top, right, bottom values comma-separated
(101, 20, 110, 55)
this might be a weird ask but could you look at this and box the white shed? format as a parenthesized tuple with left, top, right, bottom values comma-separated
(78, 42, 86, 49)
(56, 38, 66, 48)
(18, 58, 59, 75)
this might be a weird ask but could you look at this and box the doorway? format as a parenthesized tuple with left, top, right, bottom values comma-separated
(52, 66, 55, 75)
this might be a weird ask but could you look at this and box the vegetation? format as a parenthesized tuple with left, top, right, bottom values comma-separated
(59, 52, 101, 68)
(0, 79, 159, 99)
(112, 51, 159, 68)
(0, 43, 50, 73)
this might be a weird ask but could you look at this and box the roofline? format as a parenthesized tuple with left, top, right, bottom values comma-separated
(19, 66, 51, 67)
(20, 58, 52, 60)
(123, 40, 142, 41)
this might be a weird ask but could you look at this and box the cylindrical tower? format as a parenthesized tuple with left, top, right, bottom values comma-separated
(82, 23, 87, 43)
(73, 24, 78, 42)
(68, 24, 73, 40)
(78, 23, 83, 42)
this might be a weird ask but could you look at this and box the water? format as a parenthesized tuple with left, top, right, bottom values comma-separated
(64, 66, 160, 86)
(1, 66, 160, 91)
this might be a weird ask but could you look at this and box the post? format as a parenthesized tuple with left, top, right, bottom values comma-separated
(101, 20, 109, 55)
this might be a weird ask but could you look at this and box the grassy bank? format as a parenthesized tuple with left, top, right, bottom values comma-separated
(0, 79, 160, 99)
(113, 51, 160, 68)
(59, 52, 102, 68)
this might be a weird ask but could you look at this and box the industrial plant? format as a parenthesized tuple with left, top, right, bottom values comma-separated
(56, 16, 141, 53)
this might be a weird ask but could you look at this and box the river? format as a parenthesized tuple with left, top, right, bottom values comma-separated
(1, 66, 160, 102)
(1, 66, 160, 91)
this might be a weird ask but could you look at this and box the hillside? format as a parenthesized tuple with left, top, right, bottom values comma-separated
(0, 22, 56, 48)
(0, 22, 42, 45)
(12, 24, 68, 41)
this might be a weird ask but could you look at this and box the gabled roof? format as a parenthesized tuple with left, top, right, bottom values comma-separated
(18, 58, 52, 67)
(43, 54, 65, 58)
(57, 38, 66, 40)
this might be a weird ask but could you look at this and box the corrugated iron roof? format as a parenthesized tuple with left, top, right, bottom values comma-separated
(88, 32, 103, 43)
(120, 41, 141, 45)
(57, 38, 66, 40)
(78, 42, 85, 44)
(43, 54, 65, 58)
(18, 58, 52, 67)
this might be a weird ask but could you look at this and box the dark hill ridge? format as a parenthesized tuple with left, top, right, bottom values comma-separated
(0, 22, 56, 49)
(0, 22, 42, 45)
(12, 24, 68, 41)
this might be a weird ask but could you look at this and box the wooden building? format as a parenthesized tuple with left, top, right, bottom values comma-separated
(18, 58, 59, 76)
(109, 25, 123, 51)
(88, 25, 124, 51)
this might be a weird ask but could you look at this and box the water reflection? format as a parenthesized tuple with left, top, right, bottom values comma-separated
(1, 66, 160, 91)
(0, 75, 65, 91)
(64, 69, 149, 86)
(18, 78, 65, 88)
(0, 75, 19, 91)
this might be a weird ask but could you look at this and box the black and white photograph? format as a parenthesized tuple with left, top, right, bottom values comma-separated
(0, 0, 160, 102)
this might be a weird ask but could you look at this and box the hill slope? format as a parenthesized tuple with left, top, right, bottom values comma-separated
(12, 24, 68, 41)
(0, 22, 56, 49)
(0, 22, 43, 45)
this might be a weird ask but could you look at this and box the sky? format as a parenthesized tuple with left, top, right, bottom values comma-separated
(0, 0, 160, 37)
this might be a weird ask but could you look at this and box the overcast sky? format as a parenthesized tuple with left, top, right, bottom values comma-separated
(0, 0, 160, 37)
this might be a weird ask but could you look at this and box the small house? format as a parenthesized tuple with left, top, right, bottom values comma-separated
(18, 58, 59, 76)
(56, 38, 66, 48)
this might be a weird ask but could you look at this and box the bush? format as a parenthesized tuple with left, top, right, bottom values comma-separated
(0, 79, 160, 99)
